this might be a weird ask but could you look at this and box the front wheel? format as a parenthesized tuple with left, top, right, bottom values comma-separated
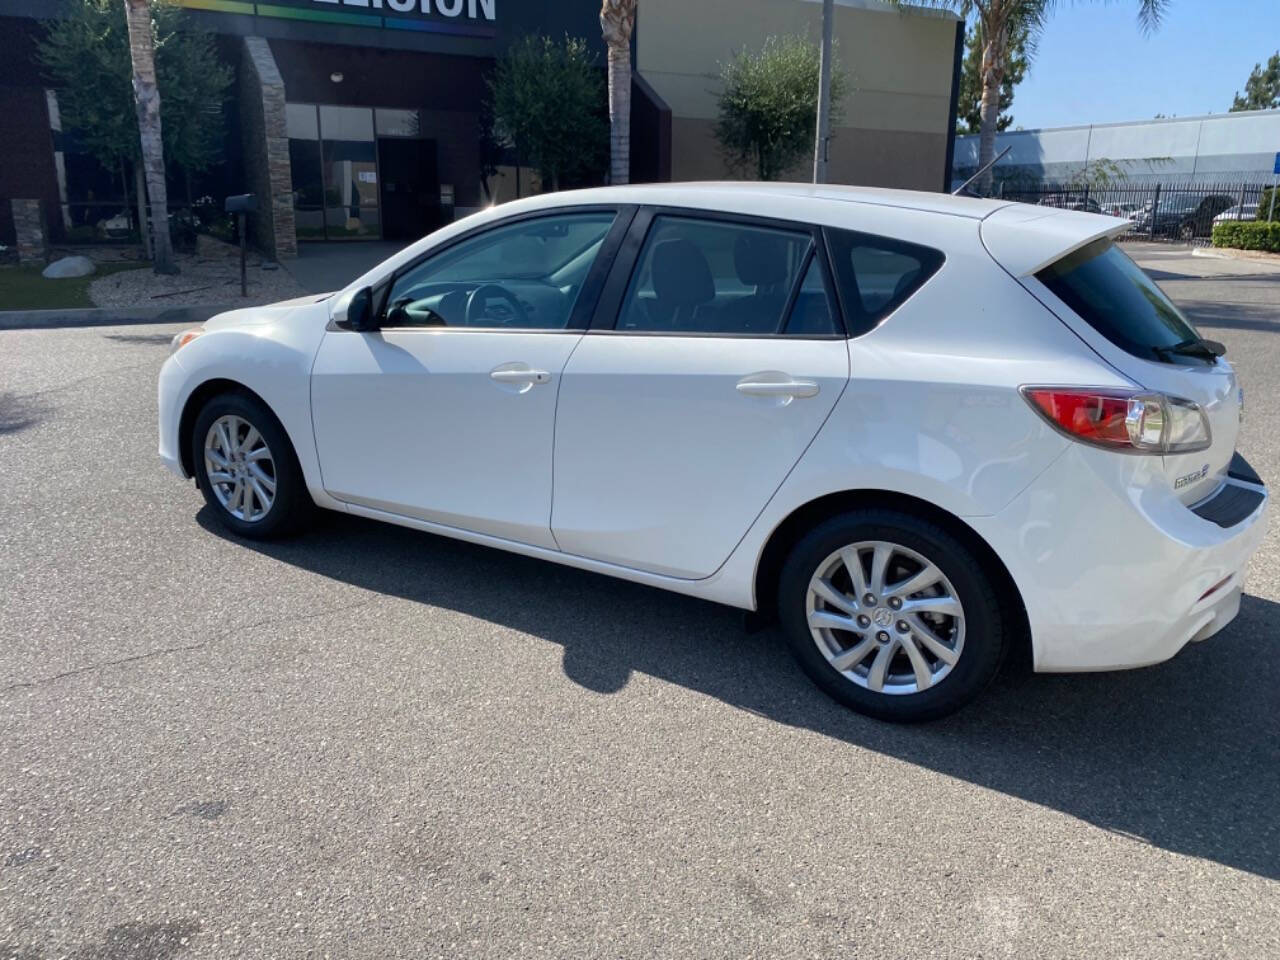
(191, 392, 311, 539)
(777, 510, 1007, 722)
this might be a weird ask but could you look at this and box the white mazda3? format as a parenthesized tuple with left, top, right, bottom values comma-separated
(158, 184, 1268, 721)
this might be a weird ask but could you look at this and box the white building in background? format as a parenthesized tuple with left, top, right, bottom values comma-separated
(953, 109, 1280, 187)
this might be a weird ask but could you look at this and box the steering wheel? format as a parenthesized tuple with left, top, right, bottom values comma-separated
(465, 284, 530, 327)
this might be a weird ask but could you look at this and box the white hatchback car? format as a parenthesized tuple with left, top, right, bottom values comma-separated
(159, 184, 1267, 721)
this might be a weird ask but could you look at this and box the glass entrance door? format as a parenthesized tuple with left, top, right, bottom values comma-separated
(286, 104, 441, 242)
(286, 103, 380, 241)
(319, 105, 379, 240)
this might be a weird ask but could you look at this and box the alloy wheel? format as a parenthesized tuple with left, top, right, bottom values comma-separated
(203, 414, 277, 523)
(805, 540, 965, 696)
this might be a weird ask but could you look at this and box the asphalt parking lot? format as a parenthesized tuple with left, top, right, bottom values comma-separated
(2, 245, 1278, 959)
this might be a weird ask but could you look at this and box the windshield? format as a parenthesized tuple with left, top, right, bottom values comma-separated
(1036, 238, 1202, 364)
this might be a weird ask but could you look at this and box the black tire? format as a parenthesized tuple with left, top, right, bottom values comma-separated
(191, 391, 312, 539)
(777, 509, 1006, 723)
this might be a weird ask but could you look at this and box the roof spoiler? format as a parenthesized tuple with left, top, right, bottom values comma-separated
(980, 205, 1135, 277)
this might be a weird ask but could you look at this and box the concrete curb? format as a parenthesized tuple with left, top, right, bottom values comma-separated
(0, 303, 239, 331)
(1192, 246, 1280, 267)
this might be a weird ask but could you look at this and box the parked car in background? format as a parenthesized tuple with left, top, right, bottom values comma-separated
(1100, 201, 1144, 221)
(1213, 203, 1259, 224)
(158, 185, 1265, 722)
(1133, 194, 1235, 239)
(1038, 194, 1102, 214)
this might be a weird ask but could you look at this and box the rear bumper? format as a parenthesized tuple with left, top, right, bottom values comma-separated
(970, 447, 1268, 672)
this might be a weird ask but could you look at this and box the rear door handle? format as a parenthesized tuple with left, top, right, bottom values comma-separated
(490, 367, 551, 384)
(736, 377, 820, 399)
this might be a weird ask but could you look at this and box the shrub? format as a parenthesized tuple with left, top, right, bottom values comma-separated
(714, 34, 850, 181)
(1212, 220, 1280, 252)
(1258, 186, 1278, 222)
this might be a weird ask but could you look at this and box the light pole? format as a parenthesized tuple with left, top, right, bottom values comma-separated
(812, 0, 835, 183)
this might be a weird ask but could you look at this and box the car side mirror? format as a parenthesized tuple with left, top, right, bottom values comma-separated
(332, 286, 377, 332)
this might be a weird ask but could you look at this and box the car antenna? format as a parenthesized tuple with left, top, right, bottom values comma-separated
(952, 146, 1013, 197)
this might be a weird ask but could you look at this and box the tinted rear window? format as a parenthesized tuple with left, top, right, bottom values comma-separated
(1036, 238, 1200, 364)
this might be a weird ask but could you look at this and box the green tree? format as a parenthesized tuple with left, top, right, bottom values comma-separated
(156, 12, 235, 195)
(38, 0, 137, 186)
(1064, 157, 1127, 189)
(488, 34, 608, 191)
(38, 0, 232, 209)
(714, 34, 850, 181)
(956, 17, 1027, 134)
(908, 1, 1168, 194)
(1231, 52, 1280, 111)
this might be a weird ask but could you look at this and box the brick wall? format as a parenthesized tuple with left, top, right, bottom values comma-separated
(11, 198, 46, 263)
(239, 36, 296, 260)
(0, 86, 58, 212)
(0, 18, 59, 221)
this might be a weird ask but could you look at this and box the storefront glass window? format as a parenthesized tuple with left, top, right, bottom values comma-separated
(286, 104, 325, 240)
(319, 105, 379, 240)
(288, 103, 438, 242)
(375, 109, 422, 138)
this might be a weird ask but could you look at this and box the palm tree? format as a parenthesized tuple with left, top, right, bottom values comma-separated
(123, 0, 177, 274)
(909, 0, 1168, 194)
(600, 0, 637, 186)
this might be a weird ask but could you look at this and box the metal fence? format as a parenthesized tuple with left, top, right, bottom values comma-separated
(992, 181, 1275, 244)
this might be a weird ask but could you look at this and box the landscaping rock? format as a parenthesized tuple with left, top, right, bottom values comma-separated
(42, 256, 96, 279)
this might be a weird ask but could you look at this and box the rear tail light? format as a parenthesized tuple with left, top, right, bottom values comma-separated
(1021, 387, 1211, 454)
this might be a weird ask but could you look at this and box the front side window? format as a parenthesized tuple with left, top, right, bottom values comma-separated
(616, 216, 820, 335)
(382, 212, 616, 329)
(1036, 238, 1201, 364)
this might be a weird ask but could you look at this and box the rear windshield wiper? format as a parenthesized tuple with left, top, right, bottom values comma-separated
(1154, 337, 1226, 362)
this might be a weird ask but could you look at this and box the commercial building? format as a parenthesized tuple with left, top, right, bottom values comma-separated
(1, 0, 962, 261)
(639, 0, 962, 189)
(952, 109, 1280, 189)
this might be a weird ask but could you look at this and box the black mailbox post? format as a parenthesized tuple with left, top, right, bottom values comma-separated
(224, 194, 258, 297)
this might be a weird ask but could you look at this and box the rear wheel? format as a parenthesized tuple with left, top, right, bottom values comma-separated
(777, 510, 1006, 722)
(191, 392, 311, 539)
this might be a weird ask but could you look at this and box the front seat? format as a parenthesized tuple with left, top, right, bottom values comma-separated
(719, 232, 792, 333)
(641, 238, 715, 331)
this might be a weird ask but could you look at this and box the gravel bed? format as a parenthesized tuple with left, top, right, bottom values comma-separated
(89, 236, 306, 309)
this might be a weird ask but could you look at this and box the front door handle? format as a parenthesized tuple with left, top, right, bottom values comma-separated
(490, 366, 551, 384)
(736, 376, 820, 399)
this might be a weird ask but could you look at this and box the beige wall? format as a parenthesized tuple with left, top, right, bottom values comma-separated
(637, 0, 959, 190)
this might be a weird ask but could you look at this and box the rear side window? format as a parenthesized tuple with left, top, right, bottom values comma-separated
(1036, 238, 1200, 364)
(784, 257, 839, 336)
(825, 229, 944, 334)
(616, 216, 827, 335)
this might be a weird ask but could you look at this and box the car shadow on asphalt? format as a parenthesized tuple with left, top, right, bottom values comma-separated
(1180, 301, 1280, 334)
(197, 506, 1280, 882)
